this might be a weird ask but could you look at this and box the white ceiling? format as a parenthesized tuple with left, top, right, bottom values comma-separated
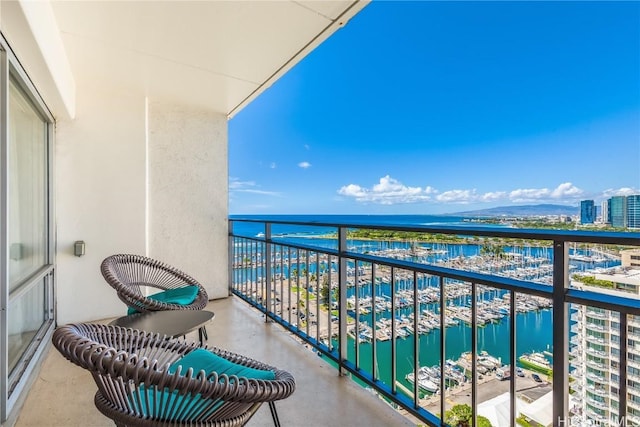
(49, 0, 369, 117)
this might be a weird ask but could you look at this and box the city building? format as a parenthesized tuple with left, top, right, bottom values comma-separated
(601, 199, 610, 224)
(581, 200, 595, 224)
(628, 195, 640, 230)
(603, 195, 640, 229)
(621, 249, 640, 268)
(610, 196, 629, 228)
(569, 255, 640, 425)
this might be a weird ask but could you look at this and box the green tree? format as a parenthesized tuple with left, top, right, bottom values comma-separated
(319, 274, 330, 307)
(444, 404, 493, 427)
(571, 274, 615, 289)
(480, 243, 505, 258)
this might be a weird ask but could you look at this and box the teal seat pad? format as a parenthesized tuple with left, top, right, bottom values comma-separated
(168, 348, 276, 380)
(127, 285, 199, 315)
(129, 349, 275, 421)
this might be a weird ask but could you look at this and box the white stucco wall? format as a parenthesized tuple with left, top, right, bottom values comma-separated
(55, 84, 147, 324)
(148, 101, 229, 300)
(55, 93, 229, 324)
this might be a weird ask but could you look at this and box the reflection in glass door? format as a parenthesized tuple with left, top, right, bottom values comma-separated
(0, 38, 55, 423)
(7, 76, 51, 376)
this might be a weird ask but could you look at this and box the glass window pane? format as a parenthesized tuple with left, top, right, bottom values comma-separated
(8, 279, 47, 375)
(8, 77, 47, 291)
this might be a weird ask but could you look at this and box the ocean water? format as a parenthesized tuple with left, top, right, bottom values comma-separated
(345, 308, 554, 395)
(230, 214, 484, 237)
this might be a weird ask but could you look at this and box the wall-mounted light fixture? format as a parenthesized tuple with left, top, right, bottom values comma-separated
(74, 240, 85, 257)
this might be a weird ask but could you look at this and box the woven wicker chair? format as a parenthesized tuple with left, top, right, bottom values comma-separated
(52, 323, 296, 427)
(101, 254, 210, 339)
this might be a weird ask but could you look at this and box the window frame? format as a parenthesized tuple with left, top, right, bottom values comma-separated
(0, 33, 56, 423)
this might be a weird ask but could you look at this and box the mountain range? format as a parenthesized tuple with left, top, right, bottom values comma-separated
(450, 204, 579, 217)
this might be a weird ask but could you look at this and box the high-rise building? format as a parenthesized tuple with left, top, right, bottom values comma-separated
(580, 200, 595, 224)
(569, 259, 640, 425)
(610, 196, 628, 228)
(628, 195, 640, 230)
(601, 200, 610, 224)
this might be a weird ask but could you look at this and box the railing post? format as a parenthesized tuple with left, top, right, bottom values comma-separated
(552, 240, 569, 425)
(439, 276, 446, 425)
(619, 313, 628, 423)
(471, 282, 478, 424)
(228, 220, 234, 296)
(509, 291, 516, 427)
(338, 226, 348, 376)
(265, 223, 272, 322)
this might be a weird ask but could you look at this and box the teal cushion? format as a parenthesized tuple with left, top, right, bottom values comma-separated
(127, 285, 199, 314)
(128, 349, 274, 421)
(169, 348, 276, 381)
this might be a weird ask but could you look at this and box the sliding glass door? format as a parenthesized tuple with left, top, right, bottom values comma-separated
(0, 37, 55, 423)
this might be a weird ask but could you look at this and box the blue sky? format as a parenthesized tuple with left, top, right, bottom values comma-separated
(229, 1, 640, 215)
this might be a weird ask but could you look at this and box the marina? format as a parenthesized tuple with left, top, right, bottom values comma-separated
(230, 216, 635, 426)
(234, 232, 617, 400)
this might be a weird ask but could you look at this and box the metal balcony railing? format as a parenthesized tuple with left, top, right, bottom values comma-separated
(229, 217, 640, 426)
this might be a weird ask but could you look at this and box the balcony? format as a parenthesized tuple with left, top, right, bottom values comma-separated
(586, 398, 610, 411)
(585, 360, 608, 371)
(585, 347, 608, 358)
(15, 297, 413, 427)
(585, 335, 607, 345)
(9, 217, 639, 427)
(586, 372, 608, 383)
(586, 310, 609, 321)
(584, 322, 606, 332)
(585, 385, 608, 398)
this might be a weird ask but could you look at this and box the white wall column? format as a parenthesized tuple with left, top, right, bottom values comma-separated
(55, 85, 147, 324)
(148, 101, 228, 300)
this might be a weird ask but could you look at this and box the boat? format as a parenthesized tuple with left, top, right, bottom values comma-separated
(518, 352, 553, 375)
(406, 368, 439, 393)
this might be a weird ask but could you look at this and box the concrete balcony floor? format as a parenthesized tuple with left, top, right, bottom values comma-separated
(15, 296, 415, 427)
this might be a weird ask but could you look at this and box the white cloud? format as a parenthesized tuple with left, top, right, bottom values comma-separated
(436, 189, 477, 203)
(298, 161, 311, 169)
(229, 177, 281, 197)
(424, 186, 438, 195)
(337, 177, 598, 206)
(338, 175, 438, 204)
(551, 182, 583, 198)
(509, 182, 584, 203)
(601, 187, 640, 198)
(229, 177, 255, 190)
(270, 162, 277, 169)
(480, 191, 508, 202)
(339, 184, 367, 198)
